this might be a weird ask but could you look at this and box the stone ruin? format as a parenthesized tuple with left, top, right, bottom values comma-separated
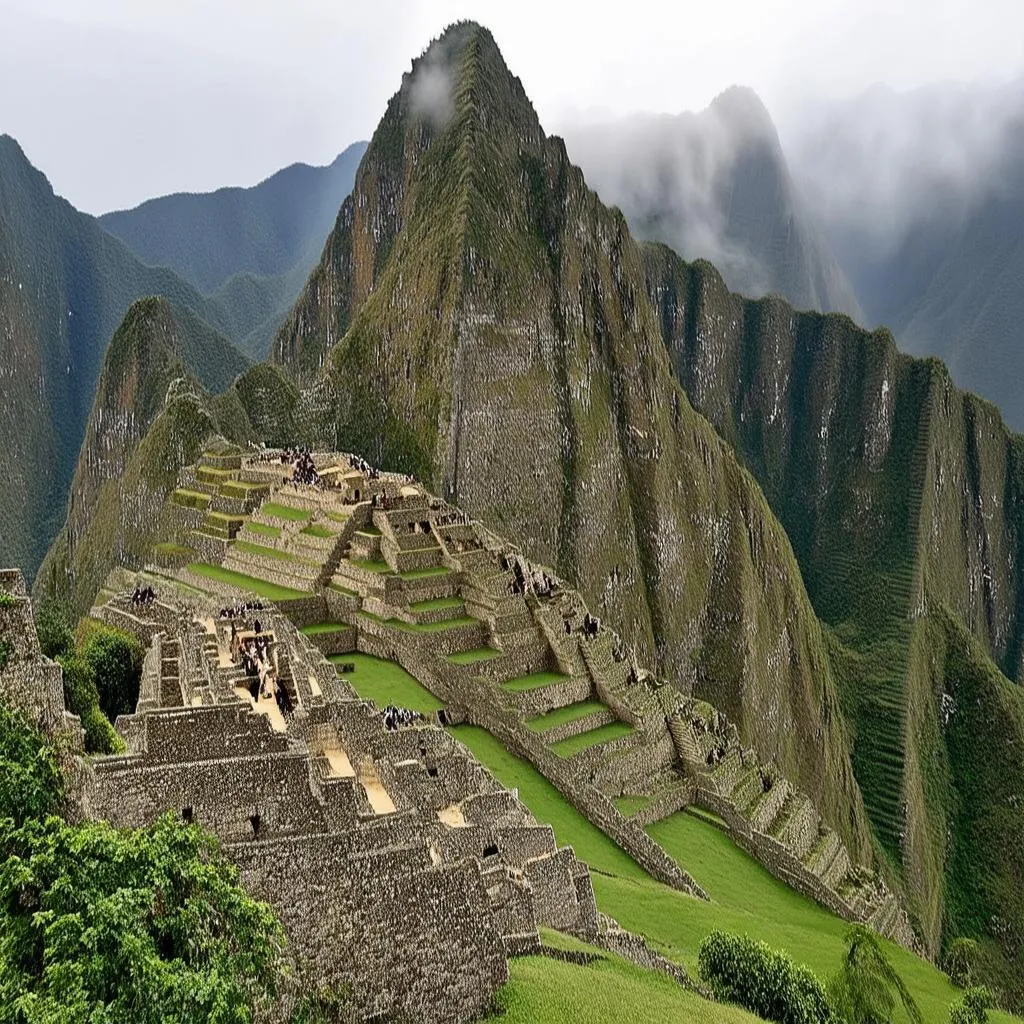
(0, 441, 925, 1019)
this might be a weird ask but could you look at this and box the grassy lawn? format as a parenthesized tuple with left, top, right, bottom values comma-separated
(300, 623, 349, 636)
(549, 722, 633, 758)
(171, 487, 211, 510)
(494, 945, 760, 1024)
(330, 652, 442, 713)
(325, 510, 350, 523)
(502, 670, 570, 692)
(186, 562, 309, 601)
(356, 525, 382, 536)
(455, 725, 977, 1024)
(261, 502, 311, 522)
(446, 647, 503, 665)
(449, 725, 647, 880)
(301, 523, 337, 538)
(527, 701, 609, 733)
(612, 794, 653, 817)
(400, 566, 451, 580)
(328, 581, 360, 597)
(408, 597, 464, 612)
(151, 542, 194, 558)
(244, 522, 281, 539)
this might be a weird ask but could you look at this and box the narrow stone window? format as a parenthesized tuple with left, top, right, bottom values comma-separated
(427, 766, 439, 778)
(181, 806, 193, 823)
(483, 843, 499, 858)
(249, 813, 261, 837)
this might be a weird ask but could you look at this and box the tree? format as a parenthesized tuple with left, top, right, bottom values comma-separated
(77, 621, 144, 721)
(34, 600, 75, 661)
(828, 925, 923, 1024)
(949, 987, 992, 1024)
(0, 704, 64, 825)
(944, 938, 980, 988)
(0, 813, 289, 1024)
(58, 653, 122, 754)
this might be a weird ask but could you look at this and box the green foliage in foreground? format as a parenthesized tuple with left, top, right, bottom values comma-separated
(950, 988, 993, 1024)
(829, 926, 923, 1024)
(698, 931, 835, 1024)
(0, 707, 296, 1024)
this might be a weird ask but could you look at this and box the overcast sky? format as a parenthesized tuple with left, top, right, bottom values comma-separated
(3, 0, 1022, 214)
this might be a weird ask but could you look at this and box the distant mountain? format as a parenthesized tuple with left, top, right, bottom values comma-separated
(560, 87, 861, 317)
(35, 297, 251, 616)
(789, 79, 1024, 429)
(0, 134, 249, 582)
(99, 144, 367, 358)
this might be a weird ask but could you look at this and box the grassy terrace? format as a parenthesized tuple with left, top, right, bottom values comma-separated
(244, 522, 281, 539)
(358, 610, 480, 634)
(400, 566, 451, 580)
(233, 539, 300, 562)
(171, 488, 211, 510)
(453, 725, 995, 1024)
(329, 653, 442, 713)
(502, 671, 569, 692)
(261, 502, 311, 522)
(152, 542, 194, 558)
(446, 647, 503, 665)
(356, 525, 382, 536)
(186, 563, 309, 601)
(301, 523, 337, 538)
(328, 581, 360, 597)
(408, 597, 464, 612)
(612, 794, 653, 817)
(352, 559, 391, 574)
(300, 623, 349, 636)
(549, 721, 632, 758)
(527, 701, 608, 733)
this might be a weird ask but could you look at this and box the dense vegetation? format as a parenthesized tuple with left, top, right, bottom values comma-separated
(0, 704, 297, 1023)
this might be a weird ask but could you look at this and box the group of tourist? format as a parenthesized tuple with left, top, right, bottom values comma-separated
(130, 586, 156, 607)
(381, 704, 422, 731)
(350, 454, 380, 481)
(218, 599, 265, 620)
(283, 447, 321, 488)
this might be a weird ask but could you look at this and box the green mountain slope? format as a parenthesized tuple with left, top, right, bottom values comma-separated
(33, 298, 251, 616)
(0, 135, 250, 582)
(643, 248, 1024, 997)
(269, 22, 872, 860)
(98, 144, 367, 359)
(562, 87, 861, 318)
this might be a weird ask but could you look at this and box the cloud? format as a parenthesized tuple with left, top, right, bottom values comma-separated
(407, 36, 456, 129)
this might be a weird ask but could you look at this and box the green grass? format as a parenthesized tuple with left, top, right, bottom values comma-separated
(244, 522, 281, 539)
(456, 726, 977, 1024)
(408, 597, 464, 612)
(328, 581, 360, 597)
(356, 525, 382, 536)
(399, 566, 451, 580)
(151, 542, 193, 558)
(352, 559, 392, 574)
(358, 610, 480, 634)
(233, 539, 297, 562)
(261, 502, 310, 522)
(329, 653, 442, 713)
(171, 487, 211, 510)
(325, 510, 350, 523)
(549, 722, 633, 758)
(493, 945, 760, 1023)
(300, 623, 349, 636)
(186, 563, 309, 601)
(613, 794, 653, 817)
(446, 647, 503, 665)
(502, 671, 570, 692)
(527, 701, 609, 733)
(450, 726, 647, 879)
(301, 523, 337, 538)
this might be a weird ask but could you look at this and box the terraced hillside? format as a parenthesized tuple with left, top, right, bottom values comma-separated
(643, 248, 1024, 988)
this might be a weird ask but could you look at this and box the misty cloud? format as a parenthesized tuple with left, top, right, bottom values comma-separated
(408, 37, 456, 129)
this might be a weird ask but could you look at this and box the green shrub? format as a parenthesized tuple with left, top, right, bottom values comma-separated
(77, 621, 144, 721)
(0, 813, 288, 1024)
(34, 599, 75, 660)
(0, 704, 64, 825)
(58, 655, 122, 754)
(949, 986, 992, 1024)
(0, 592, 16, 608)
(698, 931, 834, 1024)
(828, 925, 922, 1024)
(944, 937, 979, 988)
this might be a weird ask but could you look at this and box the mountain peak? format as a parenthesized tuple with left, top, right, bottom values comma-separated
(707, 85, 779, 143)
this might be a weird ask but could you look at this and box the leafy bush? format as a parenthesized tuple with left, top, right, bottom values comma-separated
(828, 925, 922, 1024)
(0, 703, 64, 825)
(34, 599, 75, 660)
(77, 620, 144, 721)
(949, 986, 992, 1024)
(698, 931, 835, 1024)
(944, 937, 979, 988)
(0, 813, 289, 1024)
(58, 654, 122, 754)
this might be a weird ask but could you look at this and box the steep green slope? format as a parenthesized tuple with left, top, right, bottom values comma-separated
(643, 247, 1024, 1000)
(269, 22, 872, 860)
(100, 144, 367, 295)
(34, 298, 252, 616)
(0, 135, 250, 581)
(562, 87, 861, 318)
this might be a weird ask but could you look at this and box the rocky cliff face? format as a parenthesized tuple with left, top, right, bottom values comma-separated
(34, 298, 251, 616)
(643, 248, 1024, 990)
(271, 22, 871, 860)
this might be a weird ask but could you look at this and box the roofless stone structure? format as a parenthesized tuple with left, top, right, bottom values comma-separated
(0, 441, 922, 1019)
